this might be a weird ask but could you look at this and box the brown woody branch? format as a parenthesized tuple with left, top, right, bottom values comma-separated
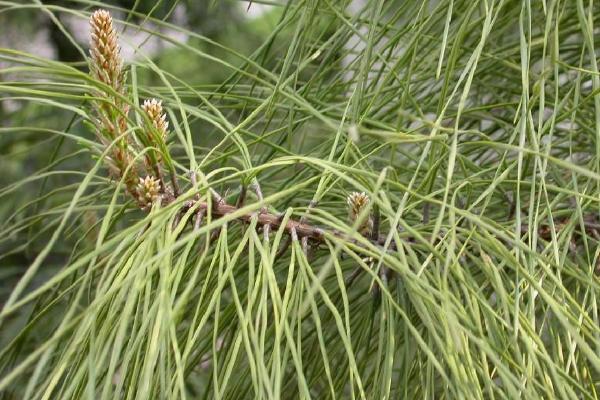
(183, 200, 327, 243)
(179, 195, 600, 252)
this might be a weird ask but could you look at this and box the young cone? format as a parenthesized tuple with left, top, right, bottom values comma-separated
(142, 99, 169, 142)
(90, 10, 124, 92)
(136, 175, 161, 210)
(347, 192, 374, 237)
(88, 9, 140, 204)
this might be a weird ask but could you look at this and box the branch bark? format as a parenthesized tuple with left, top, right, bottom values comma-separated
(184, 201, 327, 242)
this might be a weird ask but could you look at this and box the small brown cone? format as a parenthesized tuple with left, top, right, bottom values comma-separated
(347, 192, 374, 237)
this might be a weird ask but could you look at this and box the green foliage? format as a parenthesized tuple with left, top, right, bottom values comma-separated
(1, 0, 600, 398)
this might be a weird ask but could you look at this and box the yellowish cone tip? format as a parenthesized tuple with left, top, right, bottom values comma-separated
(89, 9, 123, 88)
(347, 192, 374, 236)
(347, 192, 369, 219)
(142, 99, 169, 140)
(136, 175, 160, 209)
